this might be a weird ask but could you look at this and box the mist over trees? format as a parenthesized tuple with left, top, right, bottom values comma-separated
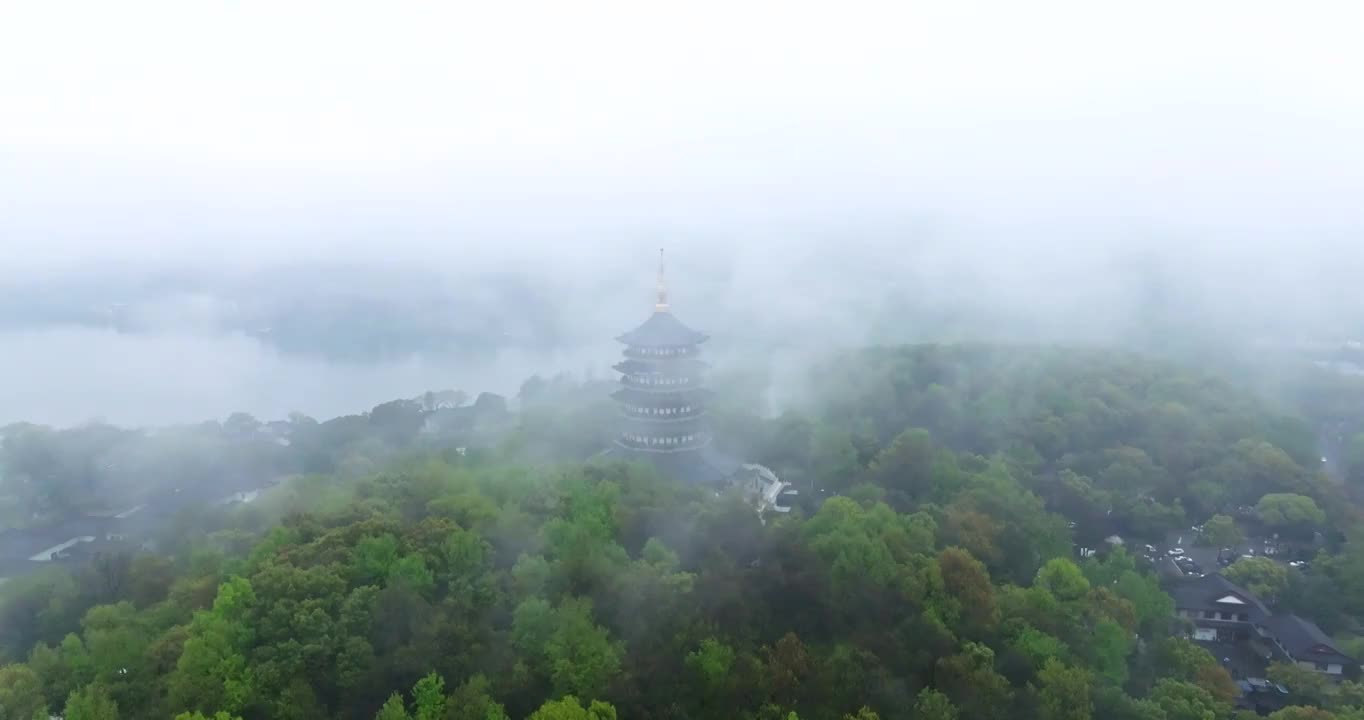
(6, 345, 1364, 718)
(4, 4, 1364, 718)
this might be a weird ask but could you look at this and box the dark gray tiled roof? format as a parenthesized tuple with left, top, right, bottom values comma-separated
(616, 311, 708, 347)
(1172, 574, 1354, 667)
(1261, 614, 1354, 665)
(1170, 573, 1271, 619)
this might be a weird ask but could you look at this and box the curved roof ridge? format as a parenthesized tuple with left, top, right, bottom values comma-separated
(616, 311, 709, 347)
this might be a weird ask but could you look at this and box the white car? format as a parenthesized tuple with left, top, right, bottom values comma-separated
(1167, 548, 1186, 556)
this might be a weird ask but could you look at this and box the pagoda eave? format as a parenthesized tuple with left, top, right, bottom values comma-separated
(613, 359, 710, 375)
(615, 309, 711, 347)
(616, 380, 706, 394)
(619, 416, 710, 433)
(615, 336, 710, 349)
(611, 387, 714, 404)
(619, 410, 709, 424)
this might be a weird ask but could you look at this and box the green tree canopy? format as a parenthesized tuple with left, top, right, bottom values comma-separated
(1035, 658, 1093, 720)
(0, 664, 48, 720)
(1255, 494, 1326, 532)
(374, 692, 411, 720)
(1201, 514, 1243, 547)
(526, 696, 617, 720)
(911, 688, 960, 720)
(0, 344, 1347, 720)
(63, 683, 119, 720)
(1224, 557, 1290, 603)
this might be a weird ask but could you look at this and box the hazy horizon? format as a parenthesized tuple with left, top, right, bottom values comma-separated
(1, 2, 1361, 425)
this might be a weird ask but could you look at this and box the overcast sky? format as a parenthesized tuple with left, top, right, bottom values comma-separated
(0, 1, 1361, 424)
(3, 1, 1361, 267)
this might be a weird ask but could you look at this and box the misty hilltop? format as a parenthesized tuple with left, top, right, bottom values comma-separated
(4, 4, 1364, 718)
(7, 334, 1364, 719)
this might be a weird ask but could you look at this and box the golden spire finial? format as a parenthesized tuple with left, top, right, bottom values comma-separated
(654, 247, 670, 313)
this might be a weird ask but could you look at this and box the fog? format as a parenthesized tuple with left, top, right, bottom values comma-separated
(1, 2, 1362, 426)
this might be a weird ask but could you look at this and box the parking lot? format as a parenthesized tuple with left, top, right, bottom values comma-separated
(1127, 531, 1221, 576)
(1149, 529, 1306, 576)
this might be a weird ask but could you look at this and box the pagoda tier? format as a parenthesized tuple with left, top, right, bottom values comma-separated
(612, 358, 709, 376)
(619, 412, 710, 434)
(622, 344, 702, 360)
(610, 386, 712, 406)
(619, 405, 708, 422)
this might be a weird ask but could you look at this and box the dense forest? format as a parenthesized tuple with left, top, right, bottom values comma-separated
(7, 344, 1364, 719)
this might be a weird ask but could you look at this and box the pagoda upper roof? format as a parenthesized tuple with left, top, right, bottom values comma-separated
(616, 310, 709, 347)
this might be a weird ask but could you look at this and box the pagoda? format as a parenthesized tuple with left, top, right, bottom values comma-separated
(612, 251, 717, 452)
(605, 251, 794, 511)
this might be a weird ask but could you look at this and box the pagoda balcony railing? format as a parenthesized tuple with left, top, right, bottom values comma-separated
(623, 345, 699, 359)
(614, 432, 712, 453)
(619, 408, 708, 423)
(619, 375, 701, 391)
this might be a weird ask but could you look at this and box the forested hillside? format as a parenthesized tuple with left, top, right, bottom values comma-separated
(5, 344, 1364, 719)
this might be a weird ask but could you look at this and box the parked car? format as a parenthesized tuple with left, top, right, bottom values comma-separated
(1176, 558, 1203, 575)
